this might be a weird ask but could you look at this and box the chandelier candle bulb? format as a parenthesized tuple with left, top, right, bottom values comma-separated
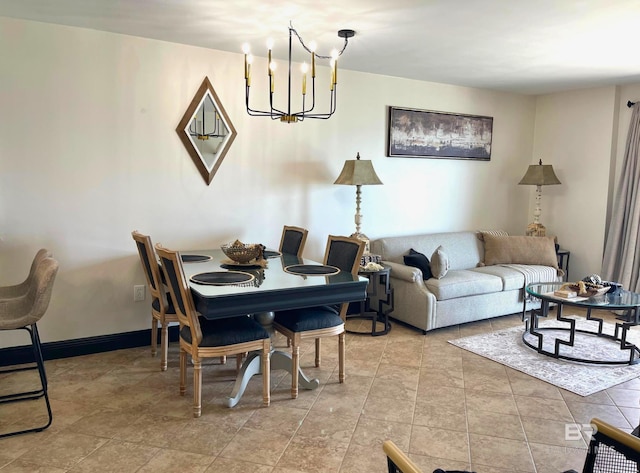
(334, 59, 338, 85)
(246, 55, 252, 86)
(330, 59, 335, 90)
(242, 43, 250, 79)
(309, 41, 316, 77)
(301, 62, 308, 95)
(269, 62, 276, 93)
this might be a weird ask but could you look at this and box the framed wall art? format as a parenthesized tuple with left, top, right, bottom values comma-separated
(387, 106, 493, 160)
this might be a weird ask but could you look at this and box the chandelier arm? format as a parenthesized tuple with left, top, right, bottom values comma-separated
(287, 26, 293, 119)
(298, 78, 316, 115)
(246, 87, 273, 116)
(267, 77, 286, 116)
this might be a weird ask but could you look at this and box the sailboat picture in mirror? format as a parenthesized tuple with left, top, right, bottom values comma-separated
(176, 77, 237, 184)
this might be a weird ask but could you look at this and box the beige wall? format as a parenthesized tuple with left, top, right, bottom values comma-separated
(531, 87, 618, 280)
(1, 16, 627, 344)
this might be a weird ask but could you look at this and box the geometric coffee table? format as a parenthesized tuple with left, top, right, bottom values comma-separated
(523, 282, 640, 365)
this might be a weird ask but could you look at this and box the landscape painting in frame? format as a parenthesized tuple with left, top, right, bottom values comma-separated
(387, 107, 493, 160)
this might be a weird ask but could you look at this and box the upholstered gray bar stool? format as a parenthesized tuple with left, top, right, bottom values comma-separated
(0, 256, 58, 438)
(0, 249, 51, 299)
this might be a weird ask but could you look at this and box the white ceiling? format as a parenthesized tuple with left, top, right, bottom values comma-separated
(2, 0, 640, 95)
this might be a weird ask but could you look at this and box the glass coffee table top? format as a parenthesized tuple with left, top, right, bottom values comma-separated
(526, 282, 640, 310)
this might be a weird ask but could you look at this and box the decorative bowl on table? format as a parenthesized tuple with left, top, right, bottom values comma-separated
(562, 282, 609, 297)
(221, 241, 263, 264)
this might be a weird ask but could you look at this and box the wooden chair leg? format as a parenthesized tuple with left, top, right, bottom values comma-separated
(262, 342, 270, 407)
(236, 353, 244, 372)
(315, 338, 321, 367)
(291, 342, 299, 399)
(220, 356, 226, 364)
(160, 322, 169, 371)
(339, 332, 345, 383)
(151, 317, 158, 357)
(193, 358, 202, 418)
(179, 348, 187, 396)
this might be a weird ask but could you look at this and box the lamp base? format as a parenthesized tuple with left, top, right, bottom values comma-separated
(350, 232, 371, 254)
(526, 222, 546, 237)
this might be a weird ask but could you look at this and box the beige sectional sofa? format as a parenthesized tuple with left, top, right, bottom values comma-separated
(370, 231, 563, 333)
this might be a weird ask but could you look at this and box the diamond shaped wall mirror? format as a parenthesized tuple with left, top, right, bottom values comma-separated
(176, 77, 237, 185)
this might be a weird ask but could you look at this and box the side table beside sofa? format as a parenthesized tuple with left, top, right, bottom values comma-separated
(346, 264, 394, 336)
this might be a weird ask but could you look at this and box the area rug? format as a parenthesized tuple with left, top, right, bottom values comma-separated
(449, 317, 640, 396)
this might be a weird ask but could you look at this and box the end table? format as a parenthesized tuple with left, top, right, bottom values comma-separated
(557, 249, 570, 280)
(346, 264, 394, 336)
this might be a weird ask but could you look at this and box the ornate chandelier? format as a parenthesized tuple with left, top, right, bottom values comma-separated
(242, 23, 355, 123)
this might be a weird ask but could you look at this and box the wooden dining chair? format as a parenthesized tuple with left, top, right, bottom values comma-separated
(155, 244, 271, 416)
(132, 231, 179, 371)
(562, 418, 640, 473)
(0, 248, 52, 299)
(383, 440, 423, 473)
(273, 235, 365, 398)
(279, 225, 309, 257)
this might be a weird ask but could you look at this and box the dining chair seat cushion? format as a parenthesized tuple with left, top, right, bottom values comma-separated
(180, 316, 269, 346)
(274, 306, 342, 333)
(151, 294, 176, 314)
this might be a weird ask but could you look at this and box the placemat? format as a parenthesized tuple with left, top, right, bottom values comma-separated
(284, 264, 340, 276)
(190, 271, 255, 286)
(181, 254, 212, 263)
(263, 250, 282, 259)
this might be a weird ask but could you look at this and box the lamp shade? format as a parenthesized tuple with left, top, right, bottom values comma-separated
(334, 153, 383, 186)
(518, 159, 561, 186)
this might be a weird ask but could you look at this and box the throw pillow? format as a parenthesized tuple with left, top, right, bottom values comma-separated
(476, 230, 509, 266)
(483, 234, 563, 275)
(430, 245, 450, 279)
(403, 248, 433, 280)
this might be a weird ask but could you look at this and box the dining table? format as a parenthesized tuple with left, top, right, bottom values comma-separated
(181, 248, 369, 407)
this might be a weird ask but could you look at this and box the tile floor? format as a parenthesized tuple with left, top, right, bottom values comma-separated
(1, 310, 640, 472)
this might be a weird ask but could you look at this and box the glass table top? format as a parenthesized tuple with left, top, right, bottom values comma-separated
(526, 282, 640, 309)
(183, 249, 366, 297)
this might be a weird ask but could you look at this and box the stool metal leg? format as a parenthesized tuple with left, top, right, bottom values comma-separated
(0, 323, 53, 438)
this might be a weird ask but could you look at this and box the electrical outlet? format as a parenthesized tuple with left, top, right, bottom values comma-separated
(134, 285, 145, 302)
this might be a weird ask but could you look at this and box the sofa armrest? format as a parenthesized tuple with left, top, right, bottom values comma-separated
(382, 261, 424, 283)
(381, 261, 435, 333)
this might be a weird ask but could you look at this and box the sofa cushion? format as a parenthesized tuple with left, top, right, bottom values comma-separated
(430, 245, 450, 279)
(425, 269, 503, 300)
(468, 265, 525, 291)
(482, 234, 561, 274)
(403, 248, 432, 280)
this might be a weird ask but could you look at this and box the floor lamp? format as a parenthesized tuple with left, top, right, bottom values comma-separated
(518, 159, 561, 236)
(334, 152, 383, 253)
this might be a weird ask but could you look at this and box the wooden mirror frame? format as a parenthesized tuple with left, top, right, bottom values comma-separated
(176, 77, 237, 185)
